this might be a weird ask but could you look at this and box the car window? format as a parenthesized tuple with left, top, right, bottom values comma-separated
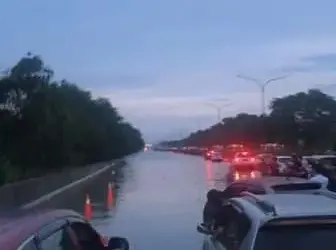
(70, 221, 103, 250)
(18, 239, 38, 250)
(278, 158, 291, 164)
(321, 157, 336, 167)
(39, 228, 76, 250)
(217, 205, 251, 250)
(253, 223, 336, 250)
(245, 185, 266, 194)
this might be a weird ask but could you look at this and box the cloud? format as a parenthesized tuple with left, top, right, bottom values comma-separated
(281, 53, 336, 73)
(4, 0, 336, 142)
(84, 36, 336, 142)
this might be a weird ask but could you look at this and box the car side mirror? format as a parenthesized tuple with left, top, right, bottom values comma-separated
(197, 224, 213, 235)
(107, 237, 130, 250)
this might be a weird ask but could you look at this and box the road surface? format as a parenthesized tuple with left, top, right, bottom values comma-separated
(89, 151, 230, 250)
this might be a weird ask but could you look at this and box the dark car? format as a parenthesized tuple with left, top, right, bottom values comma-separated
(202, 176, 325, 225)
(0, 209, 129, 250)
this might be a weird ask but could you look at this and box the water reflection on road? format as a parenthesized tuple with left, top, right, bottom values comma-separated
(92, 152, 230, 250)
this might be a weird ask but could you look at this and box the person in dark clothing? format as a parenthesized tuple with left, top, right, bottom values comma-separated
(269, 156, 280, 175)
(309, 159, 329, 186)
(291, 153, 302, 169)
(288, 153, 308, 177)
(202, 189, 226, 228)
(327, 175, 336, 192)
(313, 161, 336, 192)
(258, 158, 270, 175)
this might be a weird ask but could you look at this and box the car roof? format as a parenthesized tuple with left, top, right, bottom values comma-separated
(230, 176, 323, 193)
(276, 156, 291, 159)
(229, 192, 336, 225)
(312, 155, 336, 159)
(0, 209, 83, 250)
(238, 193, 336, 218)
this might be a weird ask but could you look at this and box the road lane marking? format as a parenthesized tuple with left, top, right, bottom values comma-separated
(21, 162, 116, 209)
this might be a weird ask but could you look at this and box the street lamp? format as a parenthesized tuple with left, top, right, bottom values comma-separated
(205, 102, 231, 124)
(236, 74, 288, 115)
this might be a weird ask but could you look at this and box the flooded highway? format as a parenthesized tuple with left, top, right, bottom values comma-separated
(91, 151, 230, 250)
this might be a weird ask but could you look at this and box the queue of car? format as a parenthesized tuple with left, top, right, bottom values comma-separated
(197, 153, 336, 250)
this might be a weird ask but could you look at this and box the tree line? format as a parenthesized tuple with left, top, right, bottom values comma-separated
(167, 89, 336, 153)
(0, 53, 144, 184)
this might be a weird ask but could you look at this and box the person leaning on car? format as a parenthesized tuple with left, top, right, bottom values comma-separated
(203, 189, 223, 227)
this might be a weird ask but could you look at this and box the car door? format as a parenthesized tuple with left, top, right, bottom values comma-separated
(67, 217, 105, 250)
(203, 204, 238, 250)
(17, 237, 38, 250)
(37, 218, 78, 250)
(215, 205, 251, 250)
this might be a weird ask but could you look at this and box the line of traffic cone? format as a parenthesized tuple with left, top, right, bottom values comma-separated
(84, 194, 92, 220)
(107, 182, 114, 210)
(83, 182, 114, 220)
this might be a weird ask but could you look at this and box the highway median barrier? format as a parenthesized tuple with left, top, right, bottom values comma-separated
(0, 159, 125, 210)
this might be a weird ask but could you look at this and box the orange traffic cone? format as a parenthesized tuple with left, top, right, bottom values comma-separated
(107, 182, 114, 210)
(84, 194, 92, 220)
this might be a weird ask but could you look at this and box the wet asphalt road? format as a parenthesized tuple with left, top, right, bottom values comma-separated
(90, 151, 230, 250)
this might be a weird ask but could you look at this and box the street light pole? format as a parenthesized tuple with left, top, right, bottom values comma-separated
(236, 75, 287, 115)
(205, 102, 231, 124)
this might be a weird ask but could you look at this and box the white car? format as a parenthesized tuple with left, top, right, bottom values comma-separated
(276, 156, 292, 173)
(310, 154, 336, 170)
(197, 191, 336, 250)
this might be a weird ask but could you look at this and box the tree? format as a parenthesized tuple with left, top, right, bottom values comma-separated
(0, 54, 144, 182)
(175, 89, 336, 153)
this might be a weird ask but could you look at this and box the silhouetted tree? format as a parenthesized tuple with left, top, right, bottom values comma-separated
(176, 89, 336, 153)
(0, 54, 144, 182)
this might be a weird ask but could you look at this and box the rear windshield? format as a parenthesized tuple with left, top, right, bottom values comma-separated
(254, 223, 336, 250)
(236, 153, 251, 157)
(278, 158, 291, 163)
(272, 182, 322, 192)
(319, 157, 336, 166)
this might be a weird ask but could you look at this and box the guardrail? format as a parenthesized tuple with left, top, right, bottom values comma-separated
(0, 159, 124, 209)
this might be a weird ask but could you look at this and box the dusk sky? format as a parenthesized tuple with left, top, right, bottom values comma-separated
(2, 0, 336, 142)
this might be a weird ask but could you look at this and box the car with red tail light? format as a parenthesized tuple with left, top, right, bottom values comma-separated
(204, 150, 223, 162)
(232, 151, 257, 164)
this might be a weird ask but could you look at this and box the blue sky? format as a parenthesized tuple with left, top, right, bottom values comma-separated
(2, 0, 336, 142)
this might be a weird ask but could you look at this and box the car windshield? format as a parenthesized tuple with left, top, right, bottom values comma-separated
(271, 182, 322, 192)
(254, 223, 336, 250)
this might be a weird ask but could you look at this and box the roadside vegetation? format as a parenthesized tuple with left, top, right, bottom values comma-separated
(0, 53, 144, 184)
(168, 89, 336, 153)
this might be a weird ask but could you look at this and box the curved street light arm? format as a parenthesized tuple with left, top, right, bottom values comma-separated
(236, 74, 261, 87)
(264, 75, 288, 87)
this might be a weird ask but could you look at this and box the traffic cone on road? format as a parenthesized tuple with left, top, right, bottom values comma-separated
(84, 194, 92, 220)
(107, 182, 114, 210)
